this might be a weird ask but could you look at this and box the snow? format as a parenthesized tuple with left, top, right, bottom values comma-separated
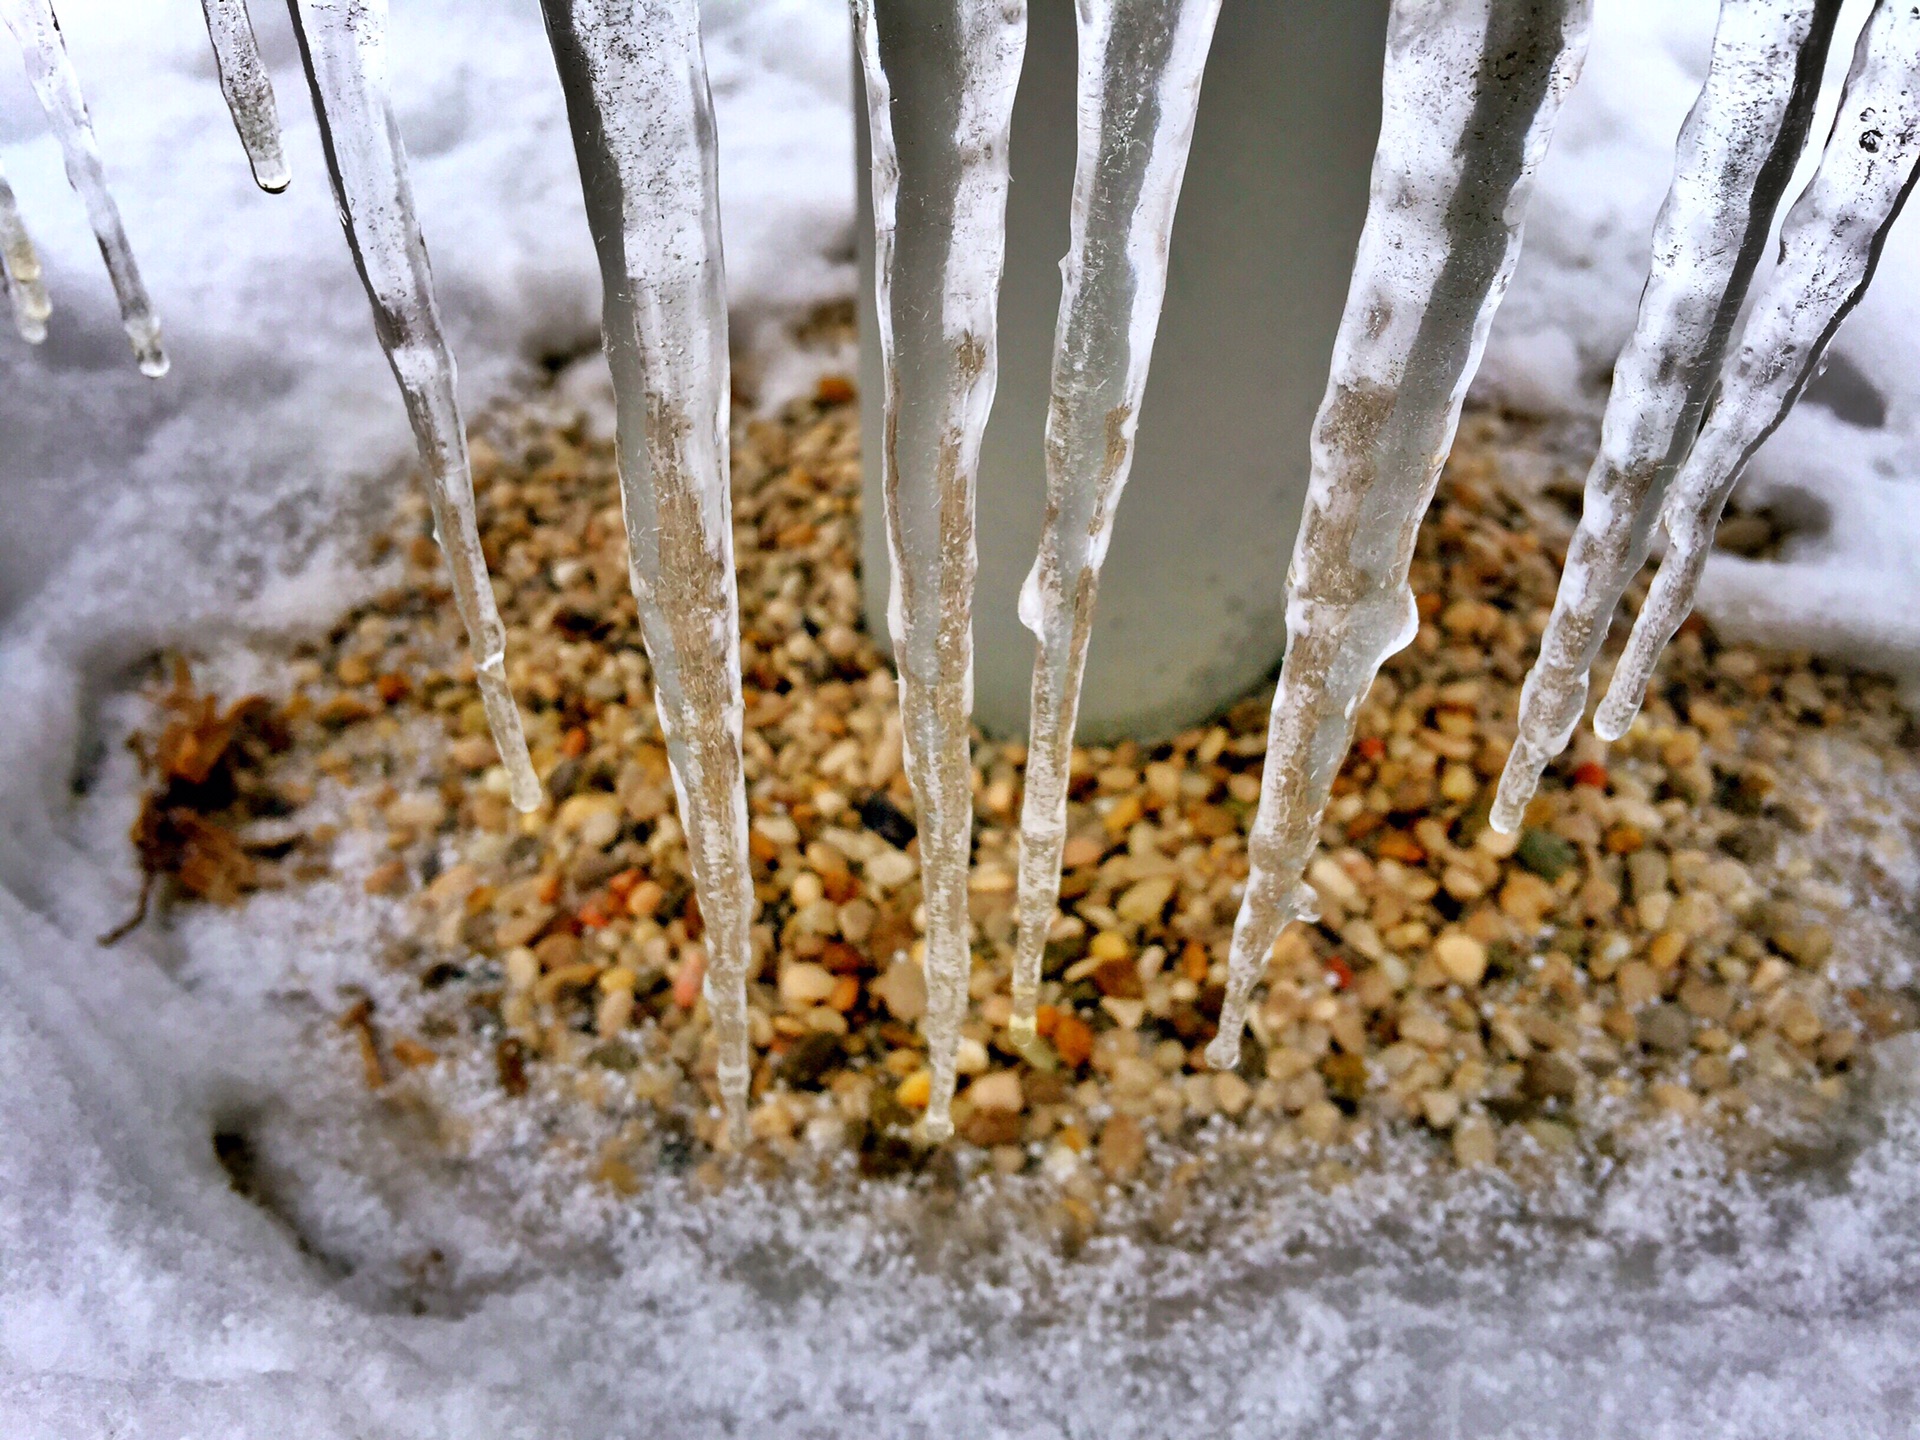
(1, 1, 1918, 1436)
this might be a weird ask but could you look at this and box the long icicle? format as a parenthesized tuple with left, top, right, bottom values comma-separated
(1596, 0, 1920, 741)
(0, 159, 49, 343)
(287, 0, 541, 815)
(1492, 0, 1844, 833)
(0, 0, 165, 375)
(1207, 0, 1591, 1072)
(200, 0, 291, 193)
(538, 0, 756, 1141)
(853, 0, 1027, 1142)
(1007, 0, 1221, 1048)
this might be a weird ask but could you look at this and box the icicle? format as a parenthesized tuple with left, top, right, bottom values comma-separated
(1008, 0, 1220, 1049)
(1596, 0, 1920, 742)
(0, 160, 49, 343)
(1207, 0, 1591, 1072)
(538, 0, 757, 1140)
(853, 0, 1027, 1141)
(0, 0, 165, 375)
(1492, 0, 1843, 833)
(200, 0, 291, 193)
(287, 0, 540, 815)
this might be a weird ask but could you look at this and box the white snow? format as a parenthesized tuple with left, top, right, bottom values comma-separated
(2, 1, 1918, 1436)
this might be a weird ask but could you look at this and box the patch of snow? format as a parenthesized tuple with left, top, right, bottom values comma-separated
(1, 2, 1917, 1436)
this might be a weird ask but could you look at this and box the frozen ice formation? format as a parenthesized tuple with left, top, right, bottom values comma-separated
(1594, 0, 1920, 742)
(853, 0, 1027, 1140)
(1208, 0, 1593, 1072)
(0, 0, 165, 374)
(539, 0, 758, 1140)
(198, 0, 290, 192)
(0, 158, 49, 343)
(1492, 0, 1845, 832)
(1008, 0, 1221, 1047)
(287, 0, 541, 814)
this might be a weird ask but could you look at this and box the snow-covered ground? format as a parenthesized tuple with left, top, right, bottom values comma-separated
(2, 2, 1918, 1435)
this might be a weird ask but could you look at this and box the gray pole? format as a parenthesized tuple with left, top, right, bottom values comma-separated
(857, 0, 1389, 743)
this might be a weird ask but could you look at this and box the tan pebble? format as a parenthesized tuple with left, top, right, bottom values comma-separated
(1451, 1114, 1497, 1166)
(1433, 931, 1488, 986)
(749, 1099, 796, 1141)
(1615, 960, 1661, 1009)
(504, 947, 539, 992)
(1212, 1070, 1252, 1117)
(967, 1069, 1023, 1112)
(598, 965, 637, 993)
(1097, 1113, 1147, 1181)
(954, 1036, 989, 1076)
(363, 859, 407, 896)
(1101, 997, 1147, 1030)
(778, 962, 836, 1008)
(1420, 1089, 1461, 1130)
(838, 899, 876, 944)
(1061, 834, 1105, 869)
(866, 850, 916, 890)
(1299, 1100, 1345, 1145)
(1649, 1081, 1701, 1117)
(595, 988, 634, 1038)
(1691, 1053, 1733, 1091)
(1116, 874, 1177, 925)
(1399, 1008, 1452, 1050)
(871, 959, 927, 1021)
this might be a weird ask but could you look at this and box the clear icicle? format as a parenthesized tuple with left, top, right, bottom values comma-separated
(1596, 0, 1920, 742)
(200, 0, 291, 193)
(288, 0, 540, 815)
(0, 160, 50, 343)
(1492, 0, 1844, 833)
(1207, 0, 1591, 1072)
(0, 0, 165, 375)
(853, 0, 1027, 1141)
(538, 0, 756, 1140)
(1008, 0, 1220, 1048)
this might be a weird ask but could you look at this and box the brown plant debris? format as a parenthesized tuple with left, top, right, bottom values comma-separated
(106, 658, 305, 942)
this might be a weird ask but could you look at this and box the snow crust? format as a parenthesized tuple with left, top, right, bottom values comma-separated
(2, 2, 1918, 1436)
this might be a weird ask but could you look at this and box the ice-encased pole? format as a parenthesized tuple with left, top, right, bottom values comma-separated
(1207, 0, 1591, 1072)
(1492, 0, 1843, 833)
(538, 0, 757, 1140)
(1007, 0, 1221, 1048)
(1596, 0, 1920, 740)
(0, 159, 49, 343)
(287, 0, 541, 814)
(0, 0, 165, 375)
(200, 0, 291, 193)
(853, 0, 1027, 1141)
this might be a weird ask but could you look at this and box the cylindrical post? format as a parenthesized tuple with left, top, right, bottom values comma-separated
(857, 0, 1389, 741)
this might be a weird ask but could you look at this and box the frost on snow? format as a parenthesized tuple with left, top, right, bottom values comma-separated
(1595, 0, 1920, 741)
(1208, 0, 1593, 1071)
(199, 0, 290, 193)
(0, 0, 165, 374)
(1008, 0, 1221, 1047)
(539, 0, 758, 1138)
(853, 0, 1027, 1140)
(1492, 0, 1844, 832)
(288, 0, 542, 814)
(0, 158, 49, 343)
